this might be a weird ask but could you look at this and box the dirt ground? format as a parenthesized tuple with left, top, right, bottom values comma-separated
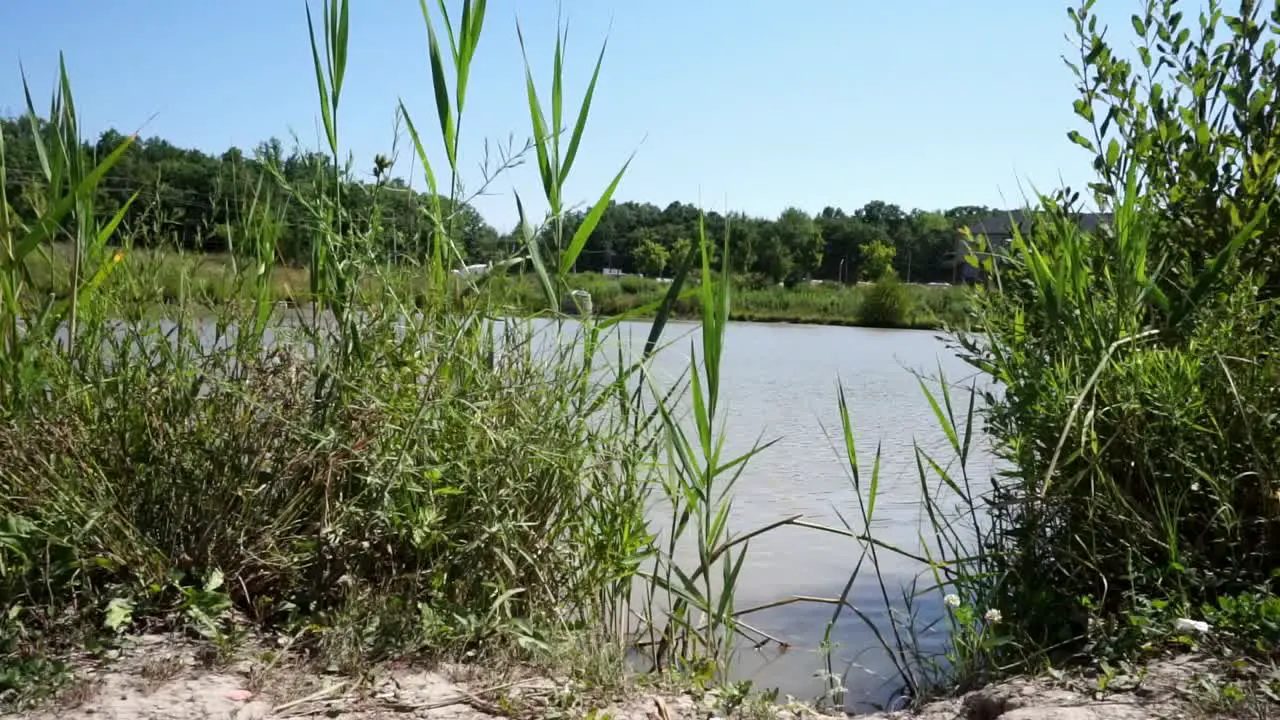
(887, 653, 1280, 720)
(7, 635, 1275, 719)
(5, 634, 744, 720)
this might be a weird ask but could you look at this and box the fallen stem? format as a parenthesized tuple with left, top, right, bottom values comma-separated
(271, 681, 348, 714)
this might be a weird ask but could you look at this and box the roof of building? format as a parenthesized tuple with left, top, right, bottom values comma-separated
(966, 210, 1112, 238)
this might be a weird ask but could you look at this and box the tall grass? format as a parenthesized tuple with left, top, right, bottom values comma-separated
(0, 0, 772, 707)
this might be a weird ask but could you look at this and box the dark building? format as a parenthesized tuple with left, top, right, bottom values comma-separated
(954, 210, 1113, 282)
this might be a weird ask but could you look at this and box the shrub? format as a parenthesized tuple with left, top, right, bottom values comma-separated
(826, 4, 1280, 698)
(858, 274, 912, 327)
(948, 0, 1280, 661)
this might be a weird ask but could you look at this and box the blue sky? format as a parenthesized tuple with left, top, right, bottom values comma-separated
(0, 1, 1126, 232)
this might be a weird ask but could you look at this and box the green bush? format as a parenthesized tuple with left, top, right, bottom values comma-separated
(948, 0, 1280, 662)
(858, 275, 912, 327)
(824, 3, 1280, 701)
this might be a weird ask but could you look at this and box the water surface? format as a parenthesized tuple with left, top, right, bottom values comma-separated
(591, 319, 994, 711)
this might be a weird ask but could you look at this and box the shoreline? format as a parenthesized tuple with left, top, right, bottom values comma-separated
(27, 293, 959, 333)
(14, 633, 1258, 720)
(25, 248, 971, 332)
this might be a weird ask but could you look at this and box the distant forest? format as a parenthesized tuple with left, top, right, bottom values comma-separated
(1, 119, 999, 284)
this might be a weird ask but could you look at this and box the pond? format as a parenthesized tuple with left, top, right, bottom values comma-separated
(598, 319, 995, 712)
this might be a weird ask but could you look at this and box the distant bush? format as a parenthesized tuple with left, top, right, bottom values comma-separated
(858, 275, 912, 327)
(619, 275, 653, 293)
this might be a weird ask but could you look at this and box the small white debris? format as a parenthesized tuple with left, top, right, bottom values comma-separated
(1173, 618, 1211, 634)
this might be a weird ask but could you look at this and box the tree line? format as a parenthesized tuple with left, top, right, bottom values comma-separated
(1, 118, 997, 285)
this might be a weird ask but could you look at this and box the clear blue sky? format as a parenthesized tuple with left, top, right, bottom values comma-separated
(0, 0, 1127, 232)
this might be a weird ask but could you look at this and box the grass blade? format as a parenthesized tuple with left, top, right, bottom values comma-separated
(421, 0, 457, 171)
(560, 38, 607, 185)
(559, 152, 632, 276)
(305, 3, 336, 154)
(515, 191, 557, 309)
(397, 101, 442, 198)
(516, 20, 555, 207)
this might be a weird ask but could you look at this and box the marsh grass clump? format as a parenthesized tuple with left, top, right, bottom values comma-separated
(0, 0, 772, 710)
(901, 0, 1279, 699)
(0, 323, 646, 651)
(856, 274, 912, 328)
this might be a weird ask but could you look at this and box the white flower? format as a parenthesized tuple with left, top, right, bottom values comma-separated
(1190, 482, 1200, 492)
(944, 593, 961, 608)
(984, 608, 1003, 624)
(1173, 618, 1211, 634)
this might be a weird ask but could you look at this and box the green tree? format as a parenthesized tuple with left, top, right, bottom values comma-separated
(755, 235, 792, 284)
(1, 113, 1002, 282)
(858, 239, 896, 280)
(901, 210, 956, 282)
(670, 236, 694, 270)
(773, 207, 824, 283)
(633, 237, 669, 276)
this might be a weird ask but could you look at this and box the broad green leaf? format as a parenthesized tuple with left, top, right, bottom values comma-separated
(1068, 130, 1096, 151)
(455, 0, 487, 111)
(634, 240, 699, 359)
(333, 0, 350, 103)
(19, 64, 53, 183)
(516, 21, 555, 207)
(104, 598, 134, 633)
(421, 0, 457, 170)
(515, 191, 557, 310)
(15, 133, 137, 260)
(305, 3, 336, 155)
(551, 25, 564, 165)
